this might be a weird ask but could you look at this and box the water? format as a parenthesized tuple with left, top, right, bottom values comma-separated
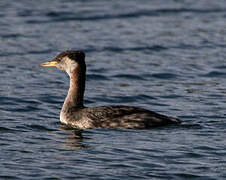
(1, 0, 226, 179)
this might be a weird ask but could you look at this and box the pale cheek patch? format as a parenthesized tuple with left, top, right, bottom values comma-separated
(63, 57, 78, 75)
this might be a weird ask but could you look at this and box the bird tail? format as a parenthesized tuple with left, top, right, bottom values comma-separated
(169, 116, 182, 124)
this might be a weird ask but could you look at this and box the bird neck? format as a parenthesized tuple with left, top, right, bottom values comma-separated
(63, 67, 86, 110)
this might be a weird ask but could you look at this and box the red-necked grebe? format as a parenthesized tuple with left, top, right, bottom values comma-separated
(41, 50, 181, 129)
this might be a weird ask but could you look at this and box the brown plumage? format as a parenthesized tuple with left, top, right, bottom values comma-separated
(41, 50, 181, 129)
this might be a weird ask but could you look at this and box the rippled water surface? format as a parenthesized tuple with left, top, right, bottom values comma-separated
(1, 0, 226, 179)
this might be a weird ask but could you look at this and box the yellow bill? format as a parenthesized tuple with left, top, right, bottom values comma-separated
(40, 61, 58, 67)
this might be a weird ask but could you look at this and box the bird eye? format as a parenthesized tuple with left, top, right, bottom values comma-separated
(56, 58, 61, 62)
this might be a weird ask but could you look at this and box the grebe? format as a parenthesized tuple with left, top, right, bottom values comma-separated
(41, 50, 181, 129)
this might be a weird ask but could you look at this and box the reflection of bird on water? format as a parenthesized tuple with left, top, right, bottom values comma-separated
(60, 125, 88, 150)
(41, 50, 181, 129)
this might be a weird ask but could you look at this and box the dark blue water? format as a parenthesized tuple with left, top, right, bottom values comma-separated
(1, 0, 226, 179)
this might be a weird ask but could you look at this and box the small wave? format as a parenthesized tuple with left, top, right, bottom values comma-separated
(112, 74, 145, 80)
(214, 65, 226, 70)
(86, 74, 109, 81)
(0, 126, 18, 133)
(179, 124, 203, 129)
(0, 176, 18, 180)
(26, 124, 57, 132)
(174, 173, 202, 179)
(201, 71, 226, 78)
(103, 45, 167, 53)
(159, 94, 183, 99)
(0, 33, 21, 38)
(151, 73, 178, 79)
(26, 8, 226, 24)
